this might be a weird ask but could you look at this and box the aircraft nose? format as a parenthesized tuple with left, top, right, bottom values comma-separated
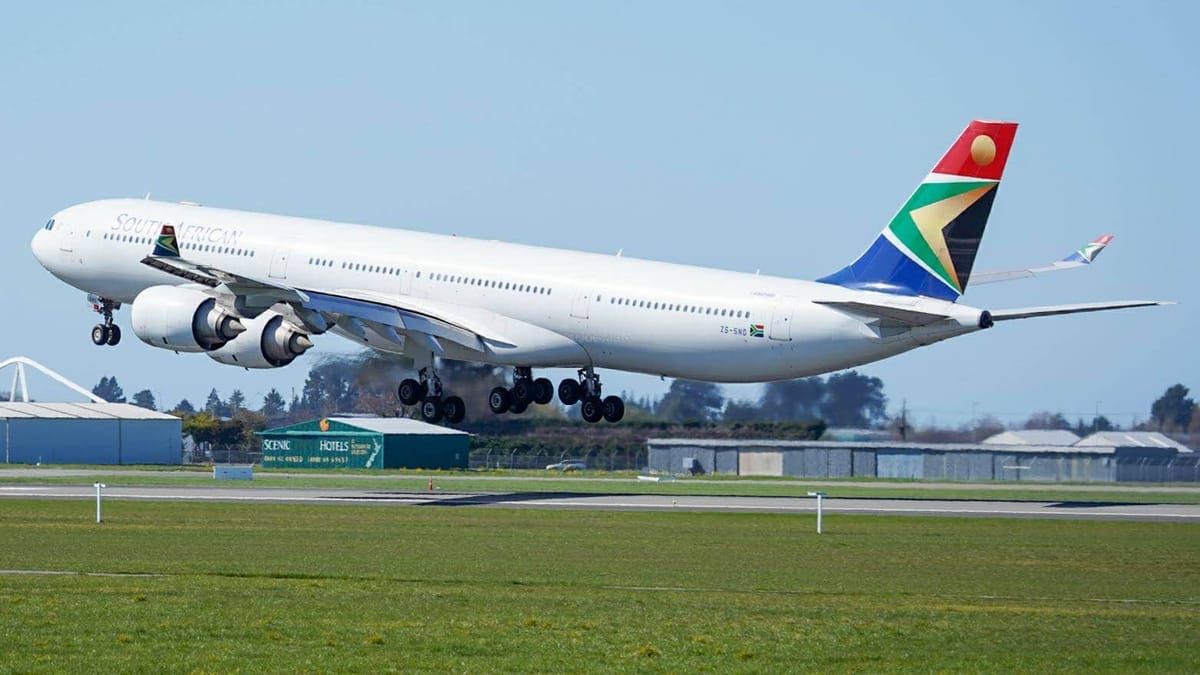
(30, 229, 47, 264)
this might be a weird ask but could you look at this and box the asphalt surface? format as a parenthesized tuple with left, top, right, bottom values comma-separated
(2, 484, 1198, 522)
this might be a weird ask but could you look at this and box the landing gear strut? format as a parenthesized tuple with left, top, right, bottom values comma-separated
(489, 366, 554, 416)
(90, 297, 121, 346)
(558, 367, 624, 423)
(397, 363, 465, 425)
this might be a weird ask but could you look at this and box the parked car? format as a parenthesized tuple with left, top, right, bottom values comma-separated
(545, 460, 587, 471)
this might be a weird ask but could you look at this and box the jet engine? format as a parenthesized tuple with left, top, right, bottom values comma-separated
(130, 286, 245, 352)
(207, 311, 314, 369)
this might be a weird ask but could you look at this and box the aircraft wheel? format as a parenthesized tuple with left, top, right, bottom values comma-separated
(488, 386, 512, 414)
(443, 396, 466, 424)
(580, 396, 604, 424)
(512, 378, 533, 405)
(420, 397, 444, 424)
(558, 379, 581, 405)
(533, 378, 554, 405)
(106, 325, 121, 346)
(91, 324, 109, 346)
(602, 396, 625, 423)
(509, 399, 529, 415)
(398, 378, 424, 405)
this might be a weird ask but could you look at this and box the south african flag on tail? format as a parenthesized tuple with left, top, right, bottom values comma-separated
(153, 225, 180, 257)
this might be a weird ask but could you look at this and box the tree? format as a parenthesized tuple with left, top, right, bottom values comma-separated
(821, 372, 887, 427)
(92, 376, 126, 403)
(227, 389, 246, 414)
(759, 378, 825, 422)
(722, 399, 762, 423)
(260, 389, 288, 424)
(656, 380, 724, 423)
(131, 389, 157, 411)
(172, 399, 196, 415)
(1150, 384, 1196, 432)
(204, 389, 228, 417)
(1023, 411, 1070, 430)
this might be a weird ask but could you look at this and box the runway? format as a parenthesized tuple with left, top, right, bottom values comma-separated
(1, 484, 1197, 522)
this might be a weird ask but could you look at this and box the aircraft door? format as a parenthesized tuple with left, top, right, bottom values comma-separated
(269, 245, 292, 279)
(399, 269, 412, 295)
(769, 303, 792, 341)
(58, 221, 75, 252)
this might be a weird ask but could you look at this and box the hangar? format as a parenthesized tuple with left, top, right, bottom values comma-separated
(1, 402, 181, 465)
(258, 417, 469, 470)
(0, 356, 181, 465)
(647, 434, 1197, 483)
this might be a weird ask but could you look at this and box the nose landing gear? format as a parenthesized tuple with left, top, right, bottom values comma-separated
(89, 297, 121, 346)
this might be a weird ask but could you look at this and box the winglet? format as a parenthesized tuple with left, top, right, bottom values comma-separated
(152, 225, 181, 258)
(1059, 234, 1113, 265)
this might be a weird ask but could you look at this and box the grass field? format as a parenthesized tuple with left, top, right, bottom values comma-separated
(0, 500, 1197, 672)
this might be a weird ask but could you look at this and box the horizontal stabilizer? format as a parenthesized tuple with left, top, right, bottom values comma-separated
(990, 300, 1173, 322)
(814, 300, 949, 327)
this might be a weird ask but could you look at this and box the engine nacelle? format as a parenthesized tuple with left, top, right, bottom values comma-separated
(207, 312, 314, 369)
(131, 286, 246, 353)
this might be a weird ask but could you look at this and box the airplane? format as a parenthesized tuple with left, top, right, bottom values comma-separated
(30, 120, 1169, 425)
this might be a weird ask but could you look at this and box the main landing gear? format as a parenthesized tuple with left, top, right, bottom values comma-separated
(488, 367, 554, 416)
(397, 366, 466, 425)
(557, 367, 624, 423)
(89, 297, 121, 347)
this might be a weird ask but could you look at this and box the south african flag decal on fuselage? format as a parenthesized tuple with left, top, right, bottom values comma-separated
(750, 324, 765, 338)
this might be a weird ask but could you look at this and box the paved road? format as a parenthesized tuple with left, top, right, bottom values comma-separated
(1, 484, 1197, 522)
(2, 468, 1198, 494)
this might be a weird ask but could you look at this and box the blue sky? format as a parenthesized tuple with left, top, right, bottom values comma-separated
(2, 2, 1196, 427)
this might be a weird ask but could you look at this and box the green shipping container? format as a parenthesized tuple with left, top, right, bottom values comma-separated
(258, 417, 469, 470)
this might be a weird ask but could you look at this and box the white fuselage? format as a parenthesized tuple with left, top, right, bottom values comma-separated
(31, 198, 985, 382)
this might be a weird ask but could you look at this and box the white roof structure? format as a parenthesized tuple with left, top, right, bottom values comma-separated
(0, 402, 177, 420)
(1074, 431, 1191, 452)
(326, 417, 469, 436)
(982, 430, 1080, 446)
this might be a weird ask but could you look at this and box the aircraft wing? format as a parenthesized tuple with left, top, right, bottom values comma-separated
(970, 235, 1113, 285)
(989, 300, 1173, 321)
(139, 228, 534, 357)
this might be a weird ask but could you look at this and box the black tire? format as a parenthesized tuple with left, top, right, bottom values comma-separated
(580, 396, 603, 423)
(533, 378, 554, 405)
(398, 378, 424, 405)
(511, 378, 533, 405)
(91, 324, 109, 346)
(558, 379, 581, 405)
(488, 387, 511, 414)
(420, 397, 444, 424)
(509, 399, 529, 415)
(106, 325, 121, 346)
(443, 396, 466, 424)
(602, 396, 625, 423)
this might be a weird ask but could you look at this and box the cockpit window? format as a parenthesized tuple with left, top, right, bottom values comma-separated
(44, 219, 55, 231)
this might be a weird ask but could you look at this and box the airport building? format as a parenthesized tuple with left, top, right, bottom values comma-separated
(0, 402, 182, 465)
(258, 417, 469, 470)
(0, 357, 181, 465)
(647, 433, 1197, 483)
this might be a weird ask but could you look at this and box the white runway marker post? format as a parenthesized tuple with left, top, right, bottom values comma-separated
(807, 491, 826, 534)
(94, 483, 106, 523)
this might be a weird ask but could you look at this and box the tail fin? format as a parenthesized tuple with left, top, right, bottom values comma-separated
(152, 224, 180, 257)
(818, 120, 1019, 301)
